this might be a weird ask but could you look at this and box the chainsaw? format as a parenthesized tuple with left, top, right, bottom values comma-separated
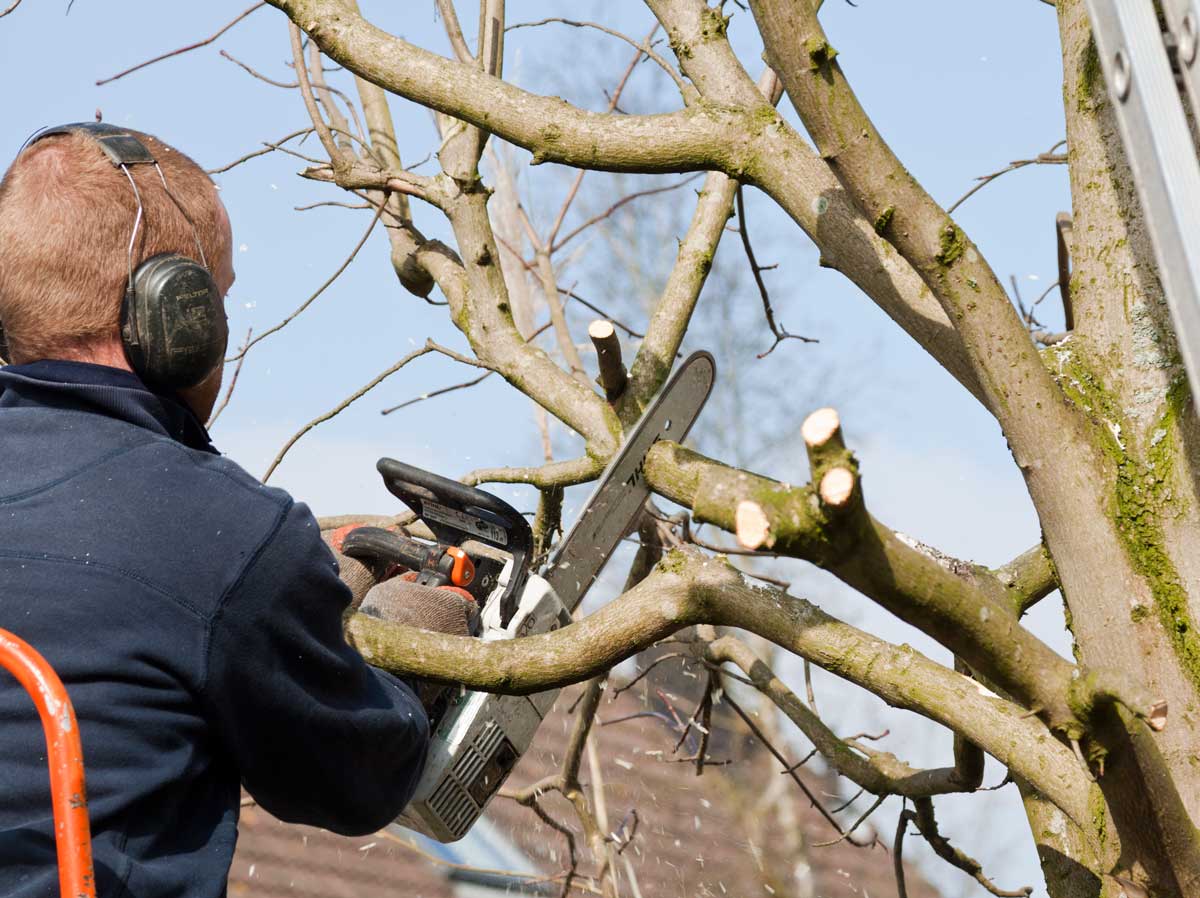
(342, 351, 715, 842)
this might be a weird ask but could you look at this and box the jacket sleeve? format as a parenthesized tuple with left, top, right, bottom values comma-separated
(203, 498, 430, 835)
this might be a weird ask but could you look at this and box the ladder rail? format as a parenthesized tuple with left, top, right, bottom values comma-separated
(1085, 0, 1200, 401)
(0, 629, 96, 898)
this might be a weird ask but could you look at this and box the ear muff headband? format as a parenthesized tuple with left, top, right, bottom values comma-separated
(8, 122, 227, 390)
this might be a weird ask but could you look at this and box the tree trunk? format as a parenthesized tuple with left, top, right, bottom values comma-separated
(1022, 2, 1200, 894)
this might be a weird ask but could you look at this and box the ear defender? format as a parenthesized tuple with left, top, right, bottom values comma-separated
(23, 122, 226, 391)
(122, 253, 228, 391)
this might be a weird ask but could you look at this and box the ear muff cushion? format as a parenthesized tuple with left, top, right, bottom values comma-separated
(122, 253, 227, 390)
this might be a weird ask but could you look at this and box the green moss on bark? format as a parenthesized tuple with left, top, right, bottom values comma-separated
(873, 204, 895, 235)
(804, 37, 838, 71)
(1050, 347, 1200, 691)
(935, 224, 966, 266)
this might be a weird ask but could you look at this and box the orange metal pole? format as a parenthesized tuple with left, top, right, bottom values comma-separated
(0, 629, 96, 898)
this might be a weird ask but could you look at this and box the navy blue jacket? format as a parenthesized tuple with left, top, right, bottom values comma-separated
(0, 361, 429, 898)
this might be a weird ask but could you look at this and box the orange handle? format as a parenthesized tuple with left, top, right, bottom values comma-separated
(0, 629, 96, 898)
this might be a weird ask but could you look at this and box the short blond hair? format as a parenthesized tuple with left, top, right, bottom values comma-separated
(0, 128, 228, 363)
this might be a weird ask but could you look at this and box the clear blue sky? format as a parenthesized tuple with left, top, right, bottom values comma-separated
(2, 2, 1074, 894)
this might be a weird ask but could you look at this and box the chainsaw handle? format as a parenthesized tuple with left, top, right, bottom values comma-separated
(342, 527, 430, 572)
(375, 458, 532, 626)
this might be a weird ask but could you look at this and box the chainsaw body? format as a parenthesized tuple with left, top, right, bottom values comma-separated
(344, 459, 570, 842)
(351, 352, 716, 842)
(396, 573, 569, 841)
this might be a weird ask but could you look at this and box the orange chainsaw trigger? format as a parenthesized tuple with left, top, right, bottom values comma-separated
(446, 546, 475, 587)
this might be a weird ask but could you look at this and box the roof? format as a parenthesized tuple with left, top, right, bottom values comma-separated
(229, 680, 942, 898)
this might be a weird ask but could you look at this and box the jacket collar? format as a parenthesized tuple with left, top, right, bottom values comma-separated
(0, 360, 218, 454)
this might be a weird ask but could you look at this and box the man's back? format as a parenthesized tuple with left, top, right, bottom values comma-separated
(0, 361, 428, 898)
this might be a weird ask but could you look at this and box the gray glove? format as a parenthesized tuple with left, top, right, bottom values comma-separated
(359, 578, 479, 709)
(359, 578, 478, 637)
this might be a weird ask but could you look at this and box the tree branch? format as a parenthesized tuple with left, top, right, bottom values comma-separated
(95, 2, 265, 85)
(708, 634, 988, 799)
(642, 412, 1078, 731)
(346, 547, 1091, 825)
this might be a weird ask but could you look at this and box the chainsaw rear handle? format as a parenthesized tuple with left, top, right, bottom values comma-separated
(375, 458, 532, 625)
(0, 629, 96, 898)
(342, 527, 476, 589)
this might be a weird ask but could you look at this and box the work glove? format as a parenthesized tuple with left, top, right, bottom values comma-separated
(359, 577, 479, 708)
(321, 522, 394, 612)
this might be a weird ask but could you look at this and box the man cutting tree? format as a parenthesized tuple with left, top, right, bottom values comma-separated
(0, 122, 472, 898)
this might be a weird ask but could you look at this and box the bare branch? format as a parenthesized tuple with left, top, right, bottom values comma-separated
(96, 3, 266, 85)
(735, 183, 817, 356)
(435, 0, 474, 65)
(507, 17, 688, 98)
(643, 436, 1078, 729)
(463, 456, 604, 489)
(347, 548, 1091, 825)
(552, 175, 702, 254)
(290, 20, 344, 163)
(263, 342, 434, 481)
(545, 25, 660, 250)
(207, 328, 252, 428)
(722, 690, 875, 847)
(228, 200, 385, 363)
(946, 141, 1067, 214)
(206, 127, 314, 175)
(380, 371, 492, 415)
(905, 798, 1034, 897)
(561, 290, 644, 340)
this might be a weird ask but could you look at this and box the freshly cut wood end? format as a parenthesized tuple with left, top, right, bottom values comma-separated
(735, 501, 771, 550)
(819, 467, 856, 507)
(802, 407, 841, 447)
(1147, 699, 1168, 732)
(588, 319, 616, 340)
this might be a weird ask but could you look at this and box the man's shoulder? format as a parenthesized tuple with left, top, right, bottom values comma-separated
(133, 437, 306, 560)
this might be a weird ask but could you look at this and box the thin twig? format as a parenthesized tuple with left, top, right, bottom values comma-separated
(507, 18, 686, 96)
(220, 49, 296, 88)
(426, 340, 495, 371)
(735, 184, 817, 356)
(904, 799, 1034, 897)
(380, 371, 492, 415)
(894, 801, 911, 898)
(812, 792, 888, 847)
(830, 786, 865, 815)
(96, 3, 265, 85)
(206, 127, 314, 175)
(220, 49, 364, 138)
(0, 0, 25, 17)
(552, 175, 702, 253)
(560, 289, 644, 339)
(946, 140, 1067, 214)
(263, 343, 434, 481)
(229, 201, 385, 362)
(723, 692, 873, 847)
(207, 328, 252, 428)
(544, 26, 657, 249)
(611, 654, 689, 697)
(295, 200, 371, 212)
(694, 671, 716, 776)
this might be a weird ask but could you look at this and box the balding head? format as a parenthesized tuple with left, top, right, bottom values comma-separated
(0, 127, 233, 366)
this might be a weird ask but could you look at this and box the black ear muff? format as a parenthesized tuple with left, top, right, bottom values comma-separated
(121, 253, 227, 391)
